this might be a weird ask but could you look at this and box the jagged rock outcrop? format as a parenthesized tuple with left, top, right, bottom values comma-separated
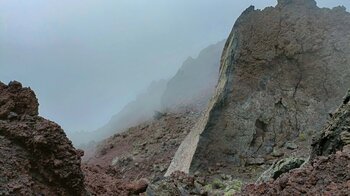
(166, 0, 350, 179)
(241, 148, 350, 195)
(0, 81, 87, 195)
(311, 90, 350, 157)
(0, 81, 39, 119)
(241, 90, 350, 195)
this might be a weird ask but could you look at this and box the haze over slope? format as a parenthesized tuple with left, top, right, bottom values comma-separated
(69, 40, 225, 146)
(0, 0, 274, 134)
(0, 0, 348, 141)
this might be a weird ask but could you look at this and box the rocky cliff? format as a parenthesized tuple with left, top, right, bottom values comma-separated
(166, 0, 350, 180)
(0, 81, 87, 195)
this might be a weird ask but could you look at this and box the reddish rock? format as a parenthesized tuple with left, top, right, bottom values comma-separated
(0, 81, 87, 195)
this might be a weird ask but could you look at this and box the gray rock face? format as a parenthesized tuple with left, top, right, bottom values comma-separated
(166, 0, 350, 179)
(312, 90, 350, 158)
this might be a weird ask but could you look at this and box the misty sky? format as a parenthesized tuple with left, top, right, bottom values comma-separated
(1, 0, 349, 134)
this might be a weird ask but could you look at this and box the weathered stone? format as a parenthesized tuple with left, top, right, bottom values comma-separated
(242, 95, 350, 195)
(257, 157, 305, 182)
(285, 142, 298, 150)
(7, 112, 18, 120)
(312, 90, 350, 158)
(0, 81, 39, 119)
(246, 158, 265, 166)
(272, 148, 284, 157)
(0, 81, 87, 195)
(166, 0, 350, 180)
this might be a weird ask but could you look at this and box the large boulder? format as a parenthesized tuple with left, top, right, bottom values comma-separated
(166, 0, 350, 180)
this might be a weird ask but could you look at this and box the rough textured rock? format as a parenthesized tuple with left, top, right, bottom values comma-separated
(311, 89, 350, 158)
(240, 90, 350, 195)
(257, 157, 305, 182)
(0, 81, 38, 119)
(146, 171, 242, 196)
(0, 81, 87, 195)
(241, 148, 350, 195)
(166, 0, 350, 180)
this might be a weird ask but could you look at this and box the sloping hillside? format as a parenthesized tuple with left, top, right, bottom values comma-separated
(161, 40, 226, 111)
(69, 41, 225, 147)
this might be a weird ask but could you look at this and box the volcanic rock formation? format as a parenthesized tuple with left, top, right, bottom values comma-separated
(241, 90, 350, 195)
(0, 81, 87, 195)
(166, 0, 350, 180)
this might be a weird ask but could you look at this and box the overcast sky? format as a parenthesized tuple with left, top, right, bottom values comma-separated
(0, 0, 349, 134)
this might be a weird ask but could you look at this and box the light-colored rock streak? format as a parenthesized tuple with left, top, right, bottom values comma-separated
(165, 31, 238, 176)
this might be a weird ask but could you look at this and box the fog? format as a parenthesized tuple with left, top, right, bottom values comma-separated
(0, 0, 349, 139)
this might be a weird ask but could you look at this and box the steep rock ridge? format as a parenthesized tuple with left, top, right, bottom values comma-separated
(161, 40, 226, 111)
(166, 0, 350, 179)
(0, 81, 87, 195)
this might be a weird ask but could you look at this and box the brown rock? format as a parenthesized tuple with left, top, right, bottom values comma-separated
(0, 81, 39, 119)
(0, 81, 87, 195)
(125, 179, 149, 194)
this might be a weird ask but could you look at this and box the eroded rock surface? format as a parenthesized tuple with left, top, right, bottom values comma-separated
(311, 90, 350, 157)
(167, 0, 350, 180)
(241, 91, 350, 195)
(0, 81, 87, 195)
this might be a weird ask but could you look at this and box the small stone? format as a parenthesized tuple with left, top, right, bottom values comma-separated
(159, 165, 166, 172)
(342, 145, 350, 155)
(111, 157, 119, 166)
(125, 178, 148, 194)
(272, 148, 284, 157)
(194, 171, 201, 177)
(246, 158, 265, 166)
(340, 131, 350, 144)
(54, 159, 63, 167)
(285, 142, 298, 150)
(257, 157, 305, 182)
(7, 112, 18, 120)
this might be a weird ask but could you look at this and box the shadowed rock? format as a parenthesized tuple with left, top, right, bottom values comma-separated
(166, 0, 350, 180)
